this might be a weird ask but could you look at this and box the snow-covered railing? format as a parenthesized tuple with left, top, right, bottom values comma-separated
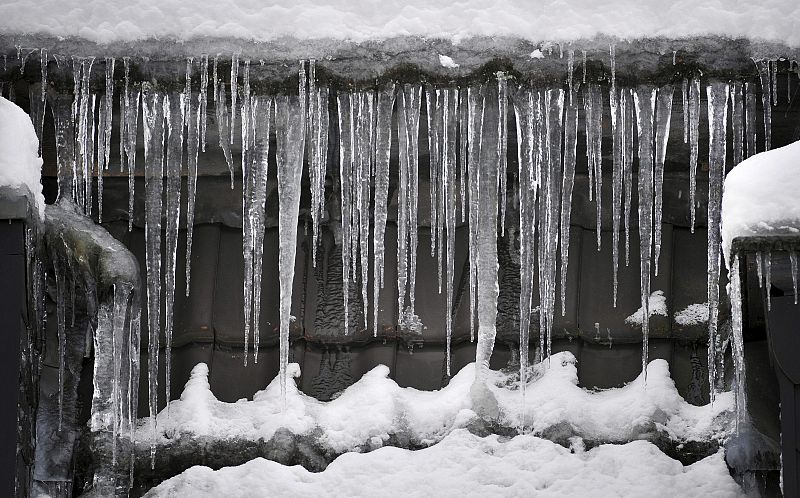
(42, 200, 141, 496)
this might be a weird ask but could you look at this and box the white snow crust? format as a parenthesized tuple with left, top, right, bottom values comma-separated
(1, 0, 798, 46)
(624, 290, 668, 326)
(722, 139, 800, 262)
(0, 97, 45, 218)
(675, 302, 710, 326)
(145, 429, 744, 498)
(138, 352, 733, 453)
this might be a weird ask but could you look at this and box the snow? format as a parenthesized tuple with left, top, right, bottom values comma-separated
(624, 290, 668, 326)
(1, 0, 798, 46)
(145, 429, 743, 498)
(437, 54, 458, 68)
(675, 303, 710, 326)
(0, 97, 45, 218)
(137, 351, 733, 453)
(721, 139, 800, 262)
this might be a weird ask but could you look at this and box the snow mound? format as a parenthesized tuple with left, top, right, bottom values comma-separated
(0, 97, 45, 218)
(0, 0, 798, 45)
(722, 139, 800, 262)
(138, 351, 733, 452)
(144, 429, 744, 497)
(624, 290, 668, 326)
(675, 302, 710, 326)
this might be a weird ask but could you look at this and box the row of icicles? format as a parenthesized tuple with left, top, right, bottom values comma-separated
(5, 46, 798, 474)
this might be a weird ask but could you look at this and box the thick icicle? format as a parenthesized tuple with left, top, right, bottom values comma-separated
(75, 58, 95, 216)
(337, 92, 354, 335)
(274, 95, 306, 405)
(728, 253, 747, 431)
(730, 82, 744, 167)
(466, 85, 486, 341)
(560, 91, 578, 315)
(372, 84, 396, 337)
(497, 73, 509, 235)
(622, 89, 635, 266)
(459, 90, 468, 223)
(755, 59, 772, 151)
(745, 82, 757, 159)
(633, 86, 656, 381)
(164, 92, 184, 408)
(141, 83, 165, 464)
(123, 61, 140, 232)
(397, 84, 422, 331)
(653, 85, 673, 277)
(356, 91, 374, 330)
(307, 60, 330, 267)
(51, 93, 75, 202)
(688, 77, 701, 233)
(186, 66, 201, 296)
(706, 81, 729, 403)
(426, 86, 442, 266)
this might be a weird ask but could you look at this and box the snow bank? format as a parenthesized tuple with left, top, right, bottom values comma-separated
(721, 140, 800, 262)
(139, 352, 733, 453)
(0, 97, 44, 219)
(144, 429, 744, 497)
(1, 0, 798, 46)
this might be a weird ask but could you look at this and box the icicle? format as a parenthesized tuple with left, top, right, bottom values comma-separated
(75, 58, 95, 216)
(373, 84, 396, 337)
(51, 93, 75, 202)
(466, 85, 486, 342)
(581, 50, 587, 83)
(200, 55, 209, 153)
(653, 84, 673, 277)
(216, 69, 235, 188)
(307, 60, 329, 268)
(274, 94, 306, 405)
(755, 59, 772, 151)
(474, 83, 501, 379)
(354, 91, 373, 330)
(397, 84, 422, 330)
(230, 52, 239, 145)
(338, 92, 354, 335)
(731, 82, 744, 166)
(745, 82, 757, 159)
(567, 50, 575, 104)
(52, 245, 66, 431)
(539, 88, 565, 362)
(443, 87, 458, 375)
(249, 96, 271, 364)
(729, 253, 747, 431)
(756, 250, 764, 288)
(141, 83, 165, 465)
(771, 60, 778, 106)
(688, 77, 700, 233)
(426, 85, 441, 265)
(97, 97, 106, 223)
(791, 251, 798, 305)
(35, 49, 47, 150)
(706, 81, 729, 403)
(123, 60, 140, 231)
(459, 90, 468, 223)
(514, 87, 537, 430)
(589, 85, 603, 249)
(560, 91, 578, 315)
(633, 86, 656, 381)
(163, 92, 184, 409)
(611, 85, 622, 307)
(765, 251, 772, 311)
(186, 63, 201, 297)
(497, 73, 509, 235)
(682, 78, 689, 143)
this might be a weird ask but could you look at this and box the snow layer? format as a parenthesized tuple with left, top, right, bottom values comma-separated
(722, 139, 800, 261)
(624, 290, 668, 326)
(138, 352, 733, 453)
(1, 0, 798, 46)
(0, 97, 44, 218)
(145, 429, 744, 498)
(675, 303, 710, 326)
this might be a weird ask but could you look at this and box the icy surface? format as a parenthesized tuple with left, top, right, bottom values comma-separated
(0, 96, 45, 217)
(146, 428, 743, 497)
(1, 0, 798, 46)
(137, 352, 733, 452)
(721, 139, 800, 261)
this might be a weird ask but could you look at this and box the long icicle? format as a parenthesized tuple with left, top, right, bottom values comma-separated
(611, 85, 622, 306)
(560, 89, 578, 315)
(688, 77, 701, 233)
(186, 61, 201, 297)
(653, 84, 673, 277)
(443, 87, 458, 375)
(755, 59, 772, 151)
(250, 96, 272, 364)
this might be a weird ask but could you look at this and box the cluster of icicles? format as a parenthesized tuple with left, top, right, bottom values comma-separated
(8, 45, 797, 470)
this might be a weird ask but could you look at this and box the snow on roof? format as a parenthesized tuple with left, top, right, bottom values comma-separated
(721, 139, 800, 262)
(146, 429, 744, 497)
(0, 97, 44, 219)
(1, 0, 798, 46)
